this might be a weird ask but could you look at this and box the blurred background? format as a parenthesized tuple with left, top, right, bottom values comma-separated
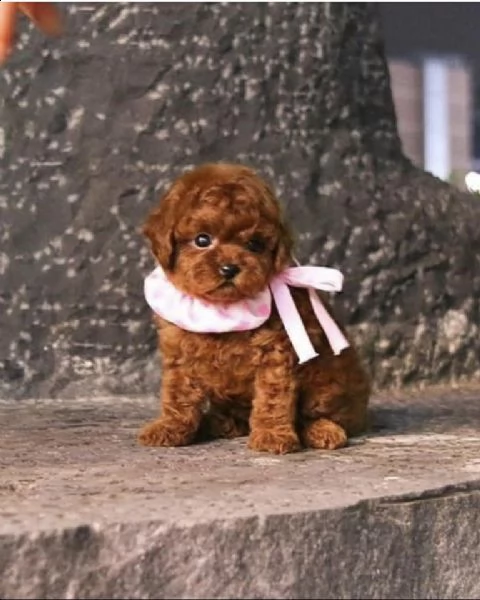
(380, 3, 480, 191)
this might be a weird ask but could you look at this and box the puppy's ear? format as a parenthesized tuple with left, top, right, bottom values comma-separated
(253, 176, 294, 272)
(273, 221, 294, 272)
(143, 186, 179, 272)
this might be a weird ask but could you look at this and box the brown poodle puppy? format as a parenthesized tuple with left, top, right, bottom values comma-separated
(139, 163, 370, 454)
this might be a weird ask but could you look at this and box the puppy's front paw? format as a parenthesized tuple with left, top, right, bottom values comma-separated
(138, 419, 194, 447)
(248, 428, 301, 454)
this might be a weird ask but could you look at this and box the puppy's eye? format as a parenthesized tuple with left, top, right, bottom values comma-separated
(246, 237, 266, 253)
(194, 233, 213, 248)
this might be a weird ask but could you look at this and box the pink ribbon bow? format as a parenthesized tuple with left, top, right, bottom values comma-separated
(269, 266, 350, 364)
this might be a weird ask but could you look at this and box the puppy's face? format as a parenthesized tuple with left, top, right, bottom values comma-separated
(144, 164, 293, 304)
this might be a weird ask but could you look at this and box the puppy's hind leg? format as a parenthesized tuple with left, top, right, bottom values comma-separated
(298, 388, 370, 450)
(298, 351, 370, 450)
(299, 417, 348, 450)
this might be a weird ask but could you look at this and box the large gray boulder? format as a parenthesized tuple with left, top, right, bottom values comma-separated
(1, 3, 479, 399)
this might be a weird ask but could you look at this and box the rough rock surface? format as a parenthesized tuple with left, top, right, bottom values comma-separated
(1, 385, 480, 599)
(0, 3, 479, 399)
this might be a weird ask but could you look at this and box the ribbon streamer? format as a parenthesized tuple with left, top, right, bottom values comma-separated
(270, 266, 350, 363)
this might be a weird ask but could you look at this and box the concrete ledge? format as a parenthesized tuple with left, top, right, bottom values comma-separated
(1, 385, 480, 599)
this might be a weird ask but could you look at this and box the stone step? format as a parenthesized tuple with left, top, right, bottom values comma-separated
(1, 385, 480, 599)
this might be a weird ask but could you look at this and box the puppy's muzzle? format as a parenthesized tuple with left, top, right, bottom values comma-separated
(219, 264, 240, 280)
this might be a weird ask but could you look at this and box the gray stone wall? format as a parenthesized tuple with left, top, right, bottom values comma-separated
(1, 3, 479, 399)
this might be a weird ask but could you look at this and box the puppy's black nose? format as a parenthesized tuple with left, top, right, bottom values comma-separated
(219, 264, 240, 280)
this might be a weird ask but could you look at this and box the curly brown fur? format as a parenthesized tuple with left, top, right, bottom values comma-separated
(139, 163, 371, 454)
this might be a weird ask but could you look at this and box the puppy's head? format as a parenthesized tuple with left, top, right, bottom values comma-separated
(144, 163, 293, 304)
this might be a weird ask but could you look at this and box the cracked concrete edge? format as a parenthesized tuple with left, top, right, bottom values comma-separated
(1, 481, 480, 600)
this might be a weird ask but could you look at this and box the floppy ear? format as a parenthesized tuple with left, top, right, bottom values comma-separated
(261, 181, 294, 272)
(273, 221, 294, 272)
(143, 185, 179, 272)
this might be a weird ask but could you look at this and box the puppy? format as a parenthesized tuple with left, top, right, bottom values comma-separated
(139, 163, 370, 454)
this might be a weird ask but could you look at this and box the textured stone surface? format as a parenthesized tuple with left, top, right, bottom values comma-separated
(0, 3, 479, 399)
(1, 385, 480, 599)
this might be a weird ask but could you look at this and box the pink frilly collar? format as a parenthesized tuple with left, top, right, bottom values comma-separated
(144, 264, 349, 364)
